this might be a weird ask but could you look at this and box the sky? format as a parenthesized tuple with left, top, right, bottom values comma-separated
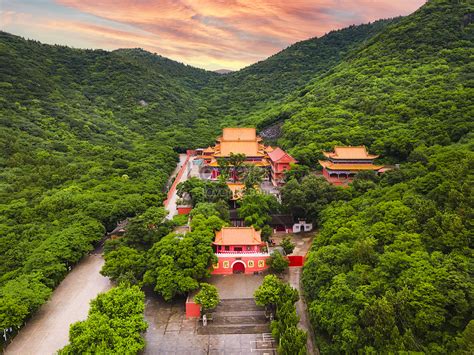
(1, 0, 426, 71)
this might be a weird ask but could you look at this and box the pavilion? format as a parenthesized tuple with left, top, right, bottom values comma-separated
(267, 147, 297, 186)
(319, 145, 385, 186)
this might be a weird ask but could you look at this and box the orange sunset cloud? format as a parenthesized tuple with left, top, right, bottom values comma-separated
(1, 0, 426, 70)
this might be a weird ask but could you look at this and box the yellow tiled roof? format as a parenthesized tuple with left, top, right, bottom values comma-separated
(253, 160, 270, 167)
(322, 146, 379, 160)
(319, 160, 383, 171)
(214, 141, 261, 157)
(213, 227, 263, 246)
(222, 128, 257, 141)
(208, 159, 270, 167)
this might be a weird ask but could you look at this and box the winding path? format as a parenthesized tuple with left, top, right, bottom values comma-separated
(164, 153, 190, 219)
(5, 253, 112, 355)
(278, 232, 319, 354)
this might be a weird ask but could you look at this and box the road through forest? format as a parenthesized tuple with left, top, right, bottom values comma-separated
(4, 251, 112, 355)
(5, 155, 189, 354)
(164, 153, 189, 219)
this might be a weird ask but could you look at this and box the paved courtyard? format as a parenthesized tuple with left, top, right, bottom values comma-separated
(143, 290, 274, 355)
(208, 273, 265, 299)
(272, 232, 314, 256)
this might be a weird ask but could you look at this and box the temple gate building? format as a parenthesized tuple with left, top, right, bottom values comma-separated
(211, 227, 269, 275)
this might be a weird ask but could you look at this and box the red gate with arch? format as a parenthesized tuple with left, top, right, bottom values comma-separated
(232, 261, 245, 274)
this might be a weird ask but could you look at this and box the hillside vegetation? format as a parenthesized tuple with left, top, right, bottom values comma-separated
(0, 15, 388, 312)
(303, 144, 473, 353)
(0, 33, 205, 334)
(252, 0, 474, 166)
(201, 19, 393, 120)
(287, 0, 473, 352)
(0, 0, 473, 352)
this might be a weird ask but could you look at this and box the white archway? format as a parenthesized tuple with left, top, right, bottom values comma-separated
(230, 260, 246, 268)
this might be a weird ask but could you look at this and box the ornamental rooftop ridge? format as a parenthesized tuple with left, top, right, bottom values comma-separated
(322, 145, 379, 160)
(213, 226, 264, 246)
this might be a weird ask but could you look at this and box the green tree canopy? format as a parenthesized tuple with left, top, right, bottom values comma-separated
(238, 190, 280, 229)
(143, 211, 222, 300)
(280, 237, 296, 255)
(101, 246, 146, 285)
(194, 283, 220, 312)
(254, 275, 298, 309)
(267, 251, 290, 274)
(60, 284, 147, 354)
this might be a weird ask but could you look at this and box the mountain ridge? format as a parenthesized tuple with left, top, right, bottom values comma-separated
(0, 1, 473, 352)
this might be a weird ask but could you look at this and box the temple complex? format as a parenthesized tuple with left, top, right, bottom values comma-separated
(319, 146, 385, 186)
(211, 227, 269, 275)
(195, 128, 294, 186)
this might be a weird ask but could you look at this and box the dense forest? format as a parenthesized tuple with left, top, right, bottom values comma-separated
(303, 144, 473, 353)
(250, 0, 474, 166)
(60, 284, 147, 354)
(0, 0, 473, 352)
(0, 12, 391, 330)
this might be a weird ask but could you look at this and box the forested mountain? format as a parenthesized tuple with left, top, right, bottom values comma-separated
(264, 0, 474, 165)
(0, 0, 473, 352)
(281, 0, 472, 352)
(201, 19, 393, 119)
(0, 33, 191, 332)
(302, 143, 473, 353)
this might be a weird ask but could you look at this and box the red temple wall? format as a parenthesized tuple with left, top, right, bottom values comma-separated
(177, 206, 193, 215)
(216, 245, 260, 252)
(288, 255, 305, 267)
(212, 255, 269, 275)
(185, 300, 201, 319)
(274, 162, 291, 173)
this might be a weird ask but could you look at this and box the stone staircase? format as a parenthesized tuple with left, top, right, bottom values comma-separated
(197, 298, 270, 335)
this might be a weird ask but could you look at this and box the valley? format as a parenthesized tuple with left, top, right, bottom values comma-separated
(0, 0, 473, 353)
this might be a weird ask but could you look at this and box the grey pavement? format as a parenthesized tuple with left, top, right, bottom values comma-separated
(282, 231, 318, 354)
(207, 274, 265, 299)
(272, 232, 314, 256)
(288, 267, 318, 355)
(5, 254, 112, 355)
(143, 292, 272, 355)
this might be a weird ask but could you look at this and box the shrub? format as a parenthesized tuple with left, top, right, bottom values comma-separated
(280, 237, 296, 255)
(268, 251, 289, 274)
(194, 283, 220, 312)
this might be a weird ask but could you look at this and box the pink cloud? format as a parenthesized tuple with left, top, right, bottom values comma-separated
(32, 1, 427, 69)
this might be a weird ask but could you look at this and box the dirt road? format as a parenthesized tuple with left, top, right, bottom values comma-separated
(5, 253, 112, 355)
